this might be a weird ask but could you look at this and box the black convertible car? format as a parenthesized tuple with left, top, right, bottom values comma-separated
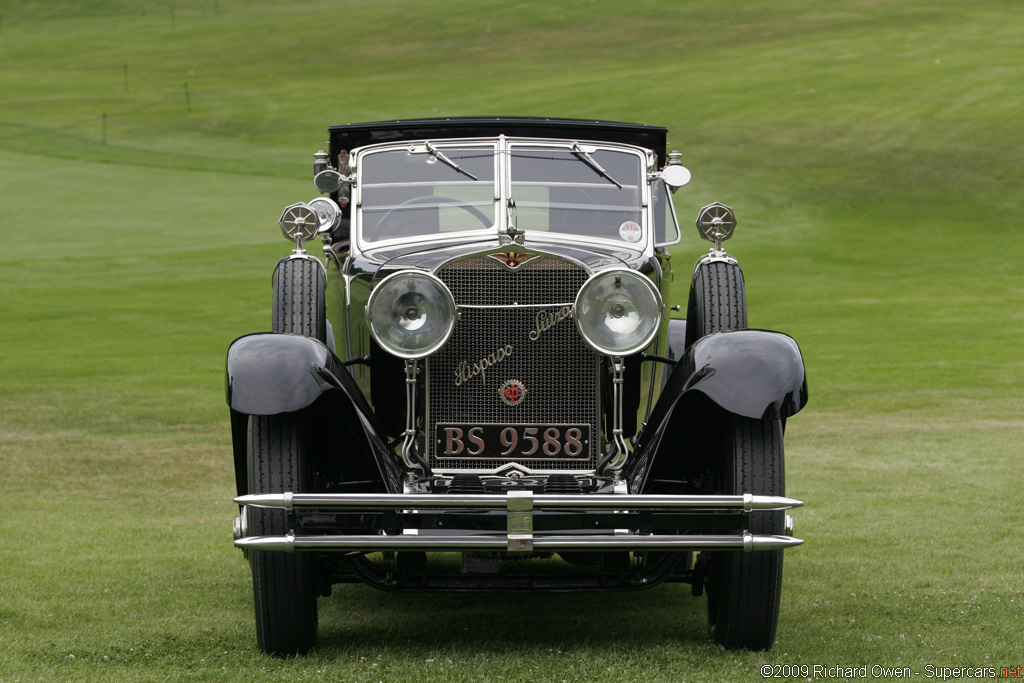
(227, 117, 807, 655)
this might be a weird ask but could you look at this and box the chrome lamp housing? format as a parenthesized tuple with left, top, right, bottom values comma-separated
(574, 268, 663, 357)
(366, 270, 457, 359)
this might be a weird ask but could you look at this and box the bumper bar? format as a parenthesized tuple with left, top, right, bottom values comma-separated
(234, 492, 803, 512)
(234, 490, 802, 554)
(235, 532, 801, 553)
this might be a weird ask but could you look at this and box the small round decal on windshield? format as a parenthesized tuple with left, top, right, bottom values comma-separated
(619, 221, 641, 243)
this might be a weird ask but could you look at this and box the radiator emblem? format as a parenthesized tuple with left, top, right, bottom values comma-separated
(487, 250, 540, 269)
(454, 344, 513, 386)
(529, 305, 573, 341)
(499, 379, 527, 406)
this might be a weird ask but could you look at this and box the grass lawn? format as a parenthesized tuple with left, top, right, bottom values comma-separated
(1, 0, 1021, 680)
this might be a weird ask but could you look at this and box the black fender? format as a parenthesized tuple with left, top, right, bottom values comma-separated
(629, 329, 807, 491)
(226, 333, 340, 416)
(226, 333, 401, 496)
(675, 329, 807, 420)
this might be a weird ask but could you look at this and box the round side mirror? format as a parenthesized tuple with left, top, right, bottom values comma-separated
(661, 164, 691, 190)
(313, 169, 344, 194)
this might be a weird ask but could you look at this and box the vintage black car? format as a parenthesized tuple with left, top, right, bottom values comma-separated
(227, 117, 807, 655)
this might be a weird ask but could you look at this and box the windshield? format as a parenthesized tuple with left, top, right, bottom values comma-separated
(360, 144, 497, 242)
(509, 145, 644, 243)
(357, 140, 646, 245)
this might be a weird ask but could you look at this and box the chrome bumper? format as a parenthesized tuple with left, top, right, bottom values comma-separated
(233, 491, 803, 554)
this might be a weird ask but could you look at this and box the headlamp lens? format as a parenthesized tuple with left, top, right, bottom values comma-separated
(574, 269, 662, 356)
(367, 271, 456, 358)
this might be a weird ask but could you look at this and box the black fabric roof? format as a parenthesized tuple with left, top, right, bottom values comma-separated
(328, 117, 668, 166)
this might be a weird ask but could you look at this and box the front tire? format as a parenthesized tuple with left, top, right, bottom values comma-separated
(705, 414, 785, 650)
(248, 414, 319, 656)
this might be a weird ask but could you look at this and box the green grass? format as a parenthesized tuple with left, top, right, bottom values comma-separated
(2, 0, 1022, 680)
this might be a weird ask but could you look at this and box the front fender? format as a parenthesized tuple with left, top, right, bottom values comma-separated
(226, 333, 401, 496)
(636, 329, 807, 453)
(678, 329, 807, 420)
(628, 330, 807, 492)
(226, 333, 339, 416)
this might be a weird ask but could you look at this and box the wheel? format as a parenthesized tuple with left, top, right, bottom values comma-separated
(248, 414, 319, 656)
(683, 259, 746, 350)
(273, 257, 326, 343)
(373, 195, 492, 238)
(705, 414, 785, 650)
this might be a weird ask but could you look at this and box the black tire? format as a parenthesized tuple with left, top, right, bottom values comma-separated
(706, 414, 785, 650)
(684, 259, 746, 350)
(273, 257, 326, 343)
(248, 414, 319, 656)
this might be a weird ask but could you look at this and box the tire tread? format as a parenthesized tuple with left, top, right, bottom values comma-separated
(272, 258, 326, 342)
(685, 260, 747, 348)
(248, 415, 318, 656)
(710, 415, 785, 650)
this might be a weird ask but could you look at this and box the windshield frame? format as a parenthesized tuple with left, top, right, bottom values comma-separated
(353, 136, 653, 253)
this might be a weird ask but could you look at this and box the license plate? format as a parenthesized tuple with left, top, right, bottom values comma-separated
(435, 423, 591, 460)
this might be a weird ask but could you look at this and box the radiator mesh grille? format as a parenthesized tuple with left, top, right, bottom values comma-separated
(428, 255, 599, 471)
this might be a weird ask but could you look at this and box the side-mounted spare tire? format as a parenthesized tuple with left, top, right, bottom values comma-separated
(684, 258, 746, 349)
(273, 257, 326, 342)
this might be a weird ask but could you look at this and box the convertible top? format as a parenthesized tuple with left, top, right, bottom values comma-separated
(328, 117, 669, 166)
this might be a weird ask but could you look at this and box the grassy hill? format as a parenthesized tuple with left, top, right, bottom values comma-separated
(1, 1, 1021, 680)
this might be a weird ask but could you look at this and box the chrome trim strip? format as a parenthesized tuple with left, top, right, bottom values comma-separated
(234, 492, 804, 511)
(431, 466, 596, 477)
(272, 252, 327, 282)
(234, 533, 803, 553)
(457, 302, 574, 310)
(693, 251, 738, 271)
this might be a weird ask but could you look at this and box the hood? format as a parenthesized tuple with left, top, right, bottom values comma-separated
(363, 238, 648, 279)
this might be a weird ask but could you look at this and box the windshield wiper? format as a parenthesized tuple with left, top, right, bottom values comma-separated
(571, 142, 622, 189)
(424, 142, 479, 181)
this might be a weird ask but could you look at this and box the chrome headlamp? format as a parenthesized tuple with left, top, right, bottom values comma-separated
(308, 197, 341, 234)
(574, 269, 662, 356)
(367, 271, 457, 359)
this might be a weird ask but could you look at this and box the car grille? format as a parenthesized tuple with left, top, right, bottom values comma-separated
(427, 254, 599, 472)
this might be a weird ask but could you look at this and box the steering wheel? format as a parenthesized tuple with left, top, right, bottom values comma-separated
(373, 195, 492, 239)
